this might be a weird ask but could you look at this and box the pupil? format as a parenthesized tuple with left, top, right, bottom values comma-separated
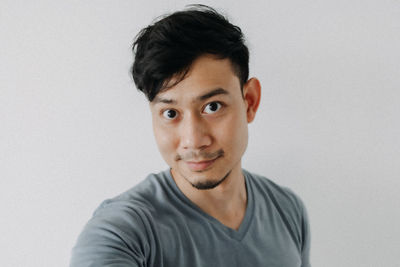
(168, 110, 176, 118)
(210, 102, 218, 111)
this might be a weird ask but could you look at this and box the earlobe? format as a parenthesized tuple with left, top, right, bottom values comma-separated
(243, 78, 261, 123)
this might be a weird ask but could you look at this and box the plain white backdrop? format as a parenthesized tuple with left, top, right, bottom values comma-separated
(1, 0, 399, 266)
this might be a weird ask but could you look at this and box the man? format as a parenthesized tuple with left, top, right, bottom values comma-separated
(71, 5, 311, 267)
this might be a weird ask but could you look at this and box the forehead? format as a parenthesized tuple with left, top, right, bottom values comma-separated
(152, 55, 241, 104)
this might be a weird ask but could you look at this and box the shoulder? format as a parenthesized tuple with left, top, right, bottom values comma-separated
(244, 169, 307, 216)
(71, 171, 170, 266)
(244, 169, 310, 250)
(91, 170, 169, 221)
(86, 170, 173, 237)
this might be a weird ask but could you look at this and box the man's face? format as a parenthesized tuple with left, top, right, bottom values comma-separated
(150, 55, 254, 190)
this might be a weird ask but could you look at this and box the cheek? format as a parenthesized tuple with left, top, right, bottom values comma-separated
(215, 112, 248, 152)
(153, 123, 177, 159)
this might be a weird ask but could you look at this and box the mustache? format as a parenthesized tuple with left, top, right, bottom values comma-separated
(175, 149, 224, 161)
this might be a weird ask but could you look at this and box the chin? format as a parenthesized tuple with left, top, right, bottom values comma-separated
(184, 168, 232, 190)
(190, 176, 228, 190)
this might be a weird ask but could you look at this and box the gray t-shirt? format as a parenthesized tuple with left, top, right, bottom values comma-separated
(71, 169, 311, 267)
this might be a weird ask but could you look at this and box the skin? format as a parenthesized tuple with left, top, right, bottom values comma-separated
(150, 54, 261, 230)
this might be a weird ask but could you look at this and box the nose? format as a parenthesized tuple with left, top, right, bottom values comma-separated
(180, 112, 212, 150)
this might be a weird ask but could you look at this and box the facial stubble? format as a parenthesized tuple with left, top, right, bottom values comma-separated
(176, 149, 230, 190)
(189, 169, 232, 190)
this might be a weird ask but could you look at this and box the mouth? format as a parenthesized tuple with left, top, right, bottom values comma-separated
(185, 157, 219, 172)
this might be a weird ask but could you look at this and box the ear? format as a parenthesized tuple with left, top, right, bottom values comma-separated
(243, 78, 261, 123)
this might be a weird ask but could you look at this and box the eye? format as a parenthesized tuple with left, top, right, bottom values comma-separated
(203, 102, 222, 114)
(162, 109, 178, 120)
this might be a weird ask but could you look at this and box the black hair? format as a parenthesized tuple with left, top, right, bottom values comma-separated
(131, 5, 249, 102)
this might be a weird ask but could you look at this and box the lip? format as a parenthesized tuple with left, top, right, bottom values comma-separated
(185, 158, 218, 171)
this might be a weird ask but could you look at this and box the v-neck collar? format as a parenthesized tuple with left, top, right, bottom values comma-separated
(164, 168, 254, 241)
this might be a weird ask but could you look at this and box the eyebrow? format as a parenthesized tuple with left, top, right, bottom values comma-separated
(197, 88, 229, 102)
(152, 87, 230, 105)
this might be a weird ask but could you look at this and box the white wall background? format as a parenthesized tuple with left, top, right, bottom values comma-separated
(1, 0, 399, 266)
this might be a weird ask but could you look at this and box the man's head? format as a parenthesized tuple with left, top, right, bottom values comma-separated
(131, 5, 261, 190)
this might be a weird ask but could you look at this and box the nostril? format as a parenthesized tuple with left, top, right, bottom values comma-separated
(180, 130, 212, 150)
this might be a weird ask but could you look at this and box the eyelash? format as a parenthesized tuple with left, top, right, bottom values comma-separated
(202, 101, 223, 114)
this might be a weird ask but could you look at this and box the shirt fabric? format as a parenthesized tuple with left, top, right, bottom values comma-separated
(70, 169, 311, 267)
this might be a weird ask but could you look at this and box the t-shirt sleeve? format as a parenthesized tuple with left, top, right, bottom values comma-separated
(70, 199, 151, 267)
(285, 188, 312, 267)
(300, 201, 311, 267)
(277, 185, 312, 267)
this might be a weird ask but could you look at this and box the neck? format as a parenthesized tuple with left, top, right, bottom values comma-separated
(171, 164, 247, 230)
